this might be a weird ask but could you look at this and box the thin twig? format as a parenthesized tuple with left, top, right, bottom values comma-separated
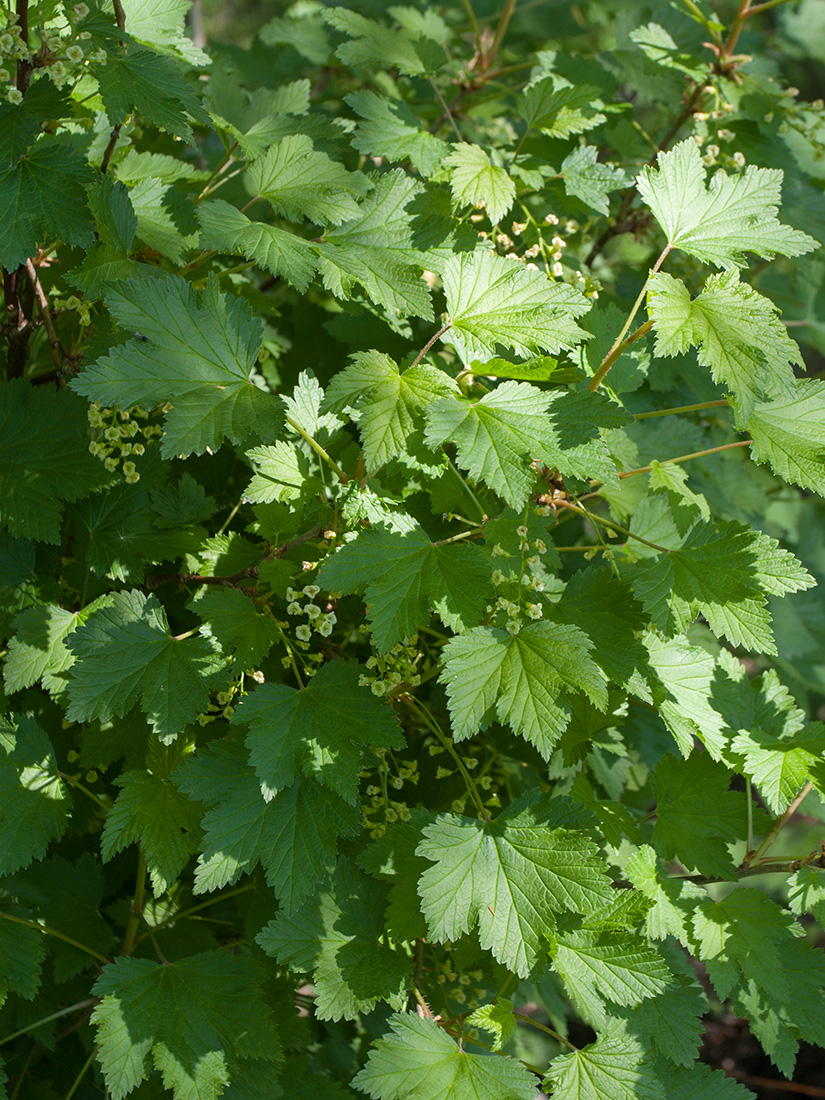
(0, 912, 110, 964)
(410, 323, 452, 370)
(120, 849, 146, 957)
(24, 259, 63, 368)
(634, 399, 730, 420)
(742, 782, 814, 867)
(428, 77, 463, 142)
(0, 1001, 96, 1050)
(557, 499, 672, 554)
(589, 244, 671, 392)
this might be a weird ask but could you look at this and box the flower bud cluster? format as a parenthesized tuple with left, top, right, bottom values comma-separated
(87, 403, 161, 483)
(361, 753, 418, 838)
(284, 585, 337, 641)
(1, 4, 99, 100)
(357, 636, 426, 697)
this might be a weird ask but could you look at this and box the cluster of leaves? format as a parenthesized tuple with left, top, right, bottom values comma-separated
(2, 0, 825, 1098)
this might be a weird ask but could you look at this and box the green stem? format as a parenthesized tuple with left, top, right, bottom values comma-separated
(9, 1043, 36, 1100)
(745, 777, 754, 857)
(743, 782, 813, 867)
(514, 1013, 577, 1051)
(0, 1001, 96, 1049)
(459, 0, 483, 53)
(589, 244, 671, 393)
(403, 696, 489, 820)
(216, 498, 242, 537)
(285, 413, 349, 484)
(558, 500, 672, 554)
(747, 0, 796, 10)
(0, 912, 110, 965)
(614, 439, 752, 481)
(277, 626, 305, 689)
(485, 0, 518, 72)
(428, 76, 463, 142)
(64, 1048, 97, 1100)
(142, 883, 257, 939)
(445, 1028, 543, 1075)
(634, 399, 730, 420)
(120, 850, 146, 957)
(59, 773, 110, 812)
(432, 527, 485, 547)
(193, 141, 239, 205)
(447, 458, 487, 522)
(680, 0, 723, 38)
(723, 0, 752, 61)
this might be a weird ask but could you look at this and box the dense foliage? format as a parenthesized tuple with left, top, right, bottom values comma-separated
(2, 0, 825, 1096)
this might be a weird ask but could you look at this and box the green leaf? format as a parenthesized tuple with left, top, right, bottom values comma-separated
(651, 752, 747, 879)
(0, 141, 94, 271)
(257, 857, 409, 1020)
(647, 460, 710, 535)
(0, 713, 70, 876)
(444, 144, 516, 224)
(71, 274, 282, 458)
(65, 589, 224, 742)
(0, 81, 72, 164)
(23, 853, 115, 980)
(92, 951, 280, 1100)
(356, 811, 434, 941)
(441, 251, 591, 363)
(690, 888, 799, 1001)
(0, 381, 105, 543)
(544, 1033, 663, 1100)
(317, 170, 434, 321)
(347, 91, 447, 177)
(325, 9, 446, 77)
(425, 382, 626, 509)
(121, 0, 210, 65)
(93, 44, 210, 142)
(553, 930, 672, 1025)
(466, 999, 517, 1052)
(234, 660, 404, 804)
(354, 1013, 536, 1100)
(731, 721, 825, 813)
(787, 865, 825, 922)
(4, 603, 78, 696)
(471, 357, 579, 383)
(317, 518, 492, 653)
(248, 134, 370, 227)
(191, 588, 281, 671)
(416, 791, 612, 976)
(637, 138, 817, 267)
(560, 145, 628, 215)
(101, 768, 203, 895)
(747, 378, 825, 495)
(174, 738, 359, 910)
(519, 80, 607, 139)
(616, 956, 706, 1067)
(245, 441, 321, 505)
(441, 622, 607, 758)
(630, 520, 814, 653)
(647, 270, 801, 419)
(0, 916, 46, 1005)
(552, 569, 650, 691)
(656, 1060, 756, 1100)
(323, 350, 456, 470)
(197, 199, 318, 293)
(129, 177, 197, 264)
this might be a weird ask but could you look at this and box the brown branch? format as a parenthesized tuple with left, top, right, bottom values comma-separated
(25, 259, 63, 369)
(100, 0, 127, 173)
